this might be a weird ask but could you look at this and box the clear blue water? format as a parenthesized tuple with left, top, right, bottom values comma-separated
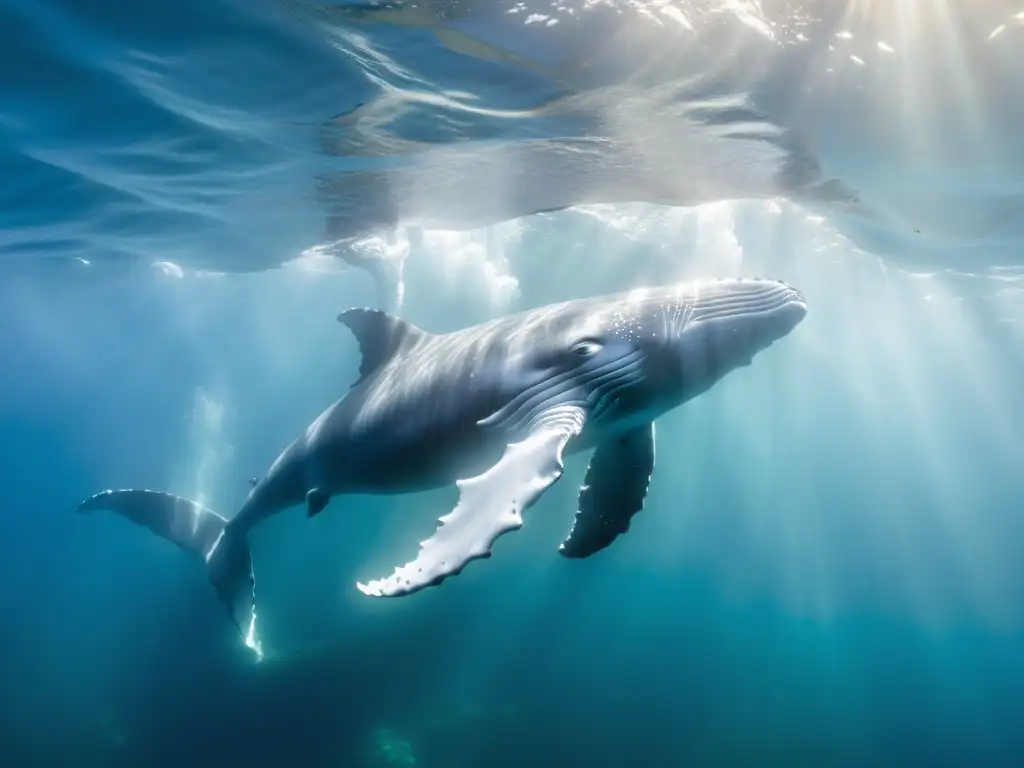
(1, 1, 1023, 766)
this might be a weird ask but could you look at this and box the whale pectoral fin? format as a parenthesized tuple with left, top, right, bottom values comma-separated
(559, 421, 656, 559)
(306, 488, 330, 518)
(356, 405, 588, 598)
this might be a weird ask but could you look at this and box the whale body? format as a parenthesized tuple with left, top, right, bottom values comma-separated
(77, 277, 807, 653)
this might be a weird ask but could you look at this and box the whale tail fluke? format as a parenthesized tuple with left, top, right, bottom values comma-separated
(77, 489, 261, 657)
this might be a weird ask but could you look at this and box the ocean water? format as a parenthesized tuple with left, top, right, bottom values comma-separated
(1, 1, 1023, 766)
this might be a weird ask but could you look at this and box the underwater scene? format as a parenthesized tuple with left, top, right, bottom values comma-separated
(2, 0, 1023, 765)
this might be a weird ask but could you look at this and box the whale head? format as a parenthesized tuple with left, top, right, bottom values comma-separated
(649, 277, 808, 403)
(603, 277, 806, 422)
(481, 277, 806, 436)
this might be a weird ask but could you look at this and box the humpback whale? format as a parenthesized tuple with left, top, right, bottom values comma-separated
(77, 278, 807, 652)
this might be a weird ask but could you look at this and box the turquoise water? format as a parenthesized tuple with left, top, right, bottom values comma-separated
(2, 1, 1023, 766)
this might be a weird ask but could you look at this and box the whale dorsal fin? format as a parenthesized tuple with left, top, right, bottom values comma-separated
(337, 307, 425, 381)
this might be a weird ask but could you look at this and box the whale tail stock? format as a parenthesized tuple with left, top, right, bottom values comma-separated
(76, 489, 261, 657)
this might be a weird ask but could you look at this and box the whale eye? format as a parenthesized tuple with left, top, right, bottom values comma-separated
(570, 339, 603, 358)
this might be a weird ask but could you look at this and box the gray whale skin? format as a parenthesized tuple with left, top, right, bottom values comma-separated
(77, 277, 807, 654)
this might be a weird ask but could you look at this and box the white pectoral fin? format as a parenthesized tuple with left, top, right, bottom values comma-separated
(356, 405, 587, 598)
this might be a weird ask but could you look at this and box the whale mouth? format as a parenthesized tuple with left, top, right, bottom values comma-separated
(681, 280, 807, 379)
(686, 280, 807, 346)
(688, 280, 806, 324)
(771, 289, 808, 338)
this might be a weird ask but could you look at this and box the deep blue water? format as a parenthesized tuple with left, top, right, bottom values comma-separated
(2, 1, 1024, 766)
